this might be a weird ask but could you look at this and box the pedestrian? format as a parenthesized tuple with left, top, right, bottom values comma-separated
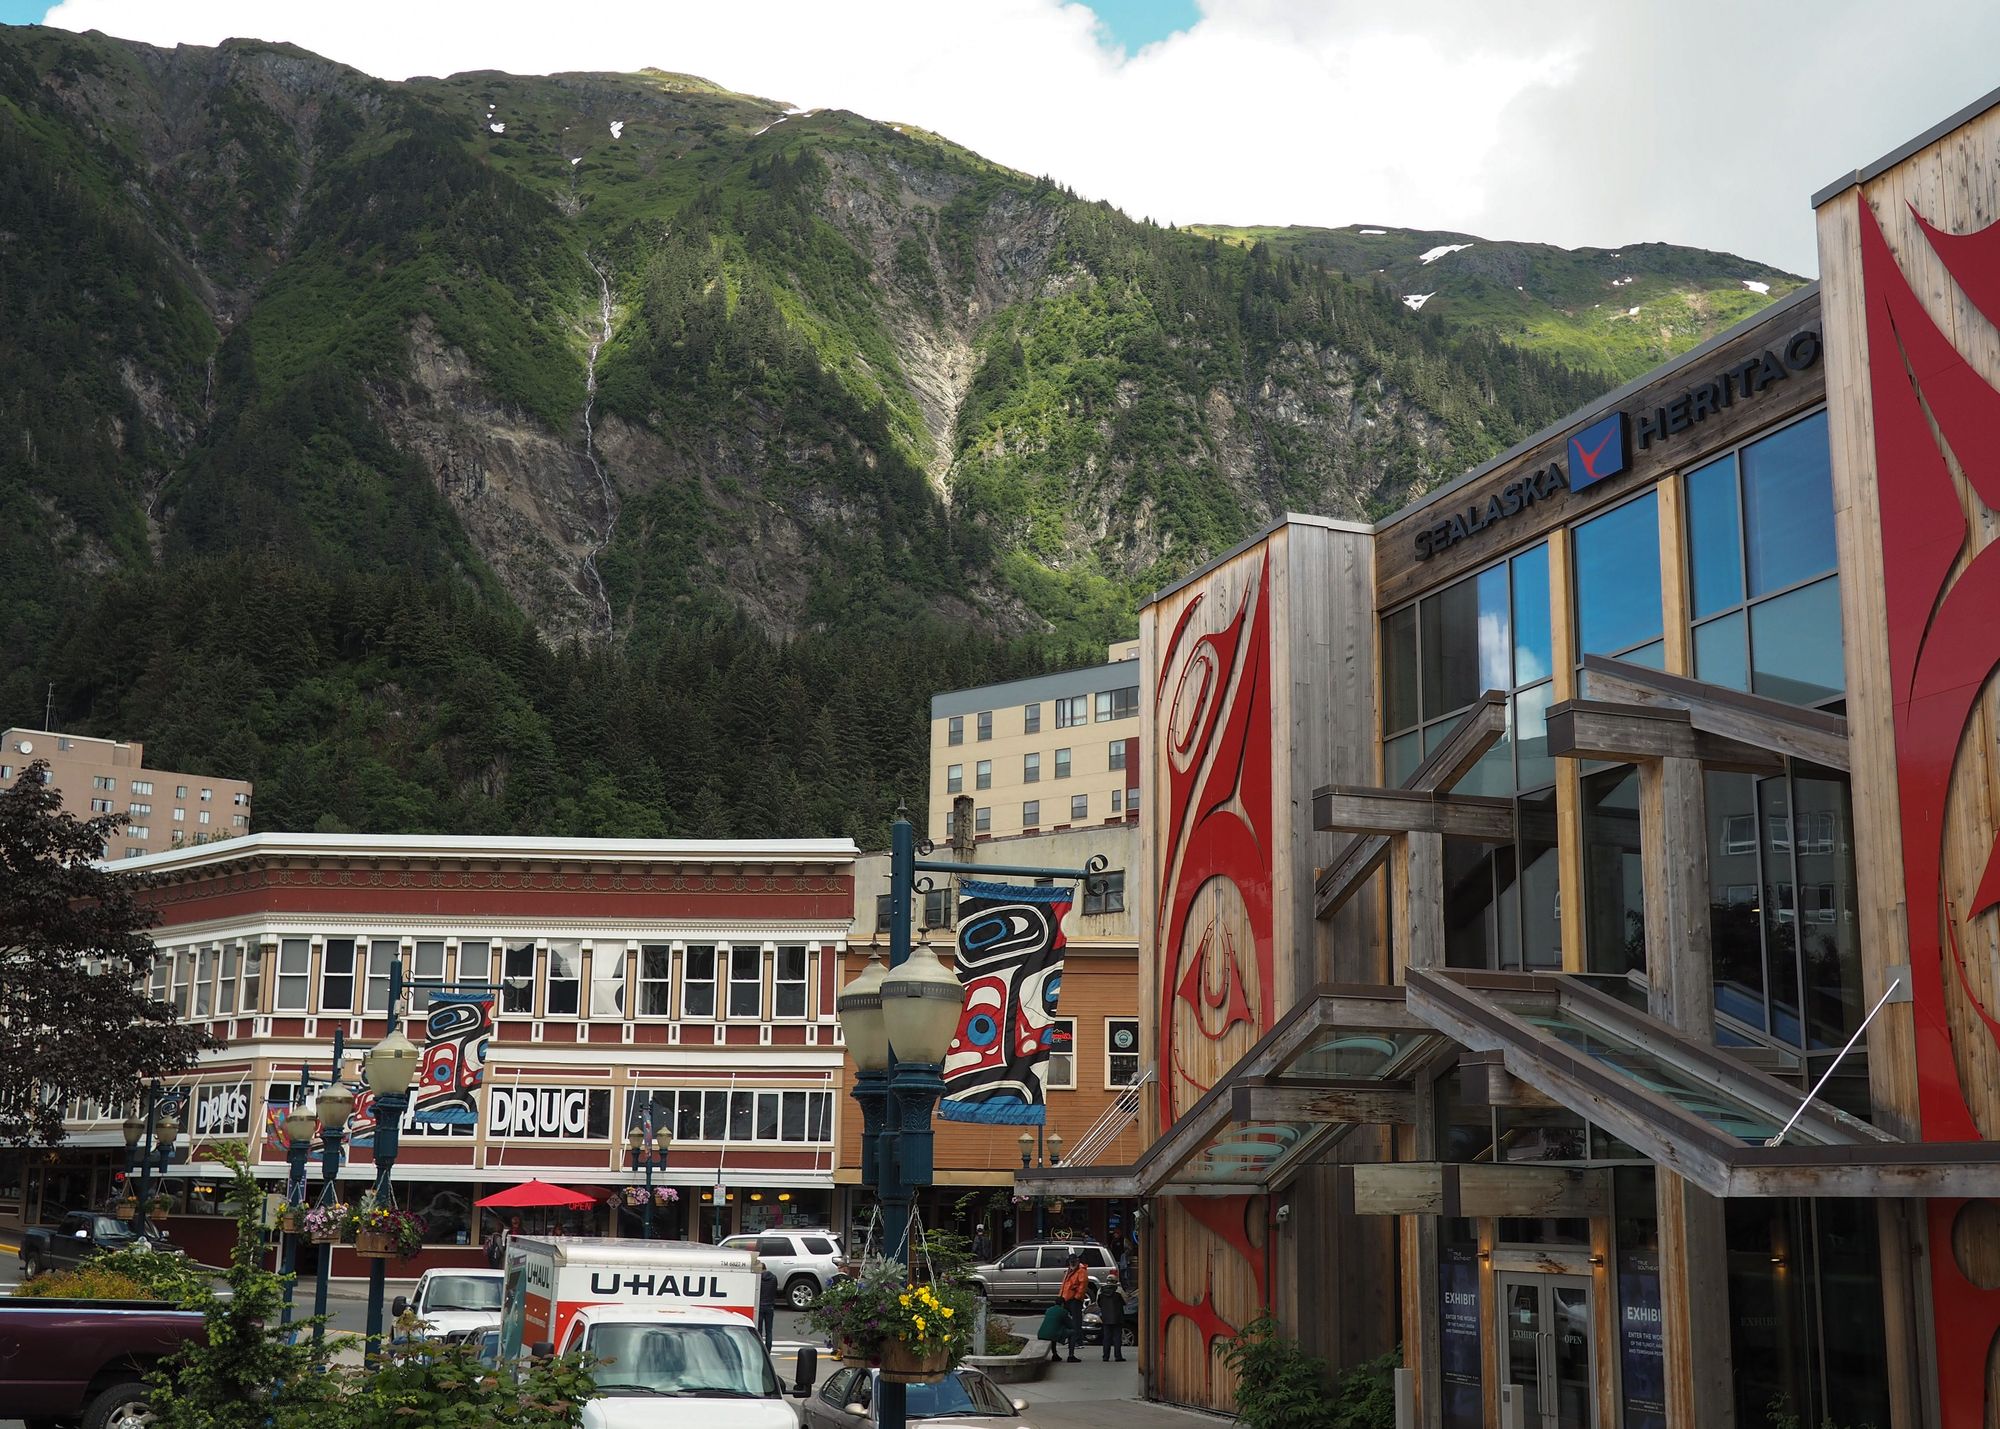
(482, 1218, 506, 1268)
(1116, 1240, 1133, 1286)
(1095, 1272, 1127, 1362)
(972, 1226, 991, 1263)
(758, 1265, 778, 1349)
(1036, 1301, 1069, 1362)
(1059, 1252, 1090, 1362)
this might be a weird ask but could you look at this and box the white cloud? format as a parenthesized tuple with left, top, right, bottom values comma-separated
(36, 0, 2000, 273)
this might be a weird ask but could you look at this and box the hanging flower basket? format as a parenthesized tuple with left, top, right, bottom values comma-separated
(354, 1228, 398, 1258)
(114, 1201, 137, 1222)
(836, 1337, 878, 1369)
(878, 1340, 951, 1384)
(305, 1203, 348, 1244)
(278, 1206, 307, 1235)
(349, 1192, 426, 1260)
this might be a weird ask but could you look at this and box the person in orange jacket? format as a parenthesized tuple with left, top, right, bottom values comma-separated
(1058, 1253, 1091, 1362)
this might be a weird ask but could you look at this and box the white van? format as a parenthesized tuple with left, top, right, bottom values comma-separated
(501, 1237, 816, 1429)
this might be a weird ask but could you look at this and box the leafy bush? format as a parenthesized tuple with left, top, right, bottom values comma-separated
(93, 1247, 217, 1307)
(1219, 1314, 1397, 1429)
(299, 1340, 597, 1429)
(806, 1257, 975, 1362)
(13, 1264, 156, 1301)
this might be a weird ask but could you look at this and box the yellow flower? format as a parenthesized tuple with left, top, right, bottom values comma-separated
(942, 1307, 953, 1318)
(899, 1294, 911, 1307)
(914, 1316, 926, 1333)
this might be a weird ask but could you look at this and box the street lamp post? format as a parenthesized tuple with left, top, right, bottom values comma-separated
(277, 1066, 318, 1333)
(626, 1125, 673, 1239)
(311, 1033, 354, 1351)
(120, 1082, 180, 1231)
(361, 960, 422, 1365)
(1016, 1129, 1063, 1238)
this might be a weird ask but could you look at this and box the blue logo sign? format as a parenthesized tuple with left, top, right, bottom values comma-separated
(1567, 411, 1626, 489)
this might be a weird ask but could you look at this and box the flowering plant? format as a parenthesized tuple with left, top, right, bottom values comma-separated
(302, 1203, 347, 1240)
(805, 1257, 975, 1363)
(623, 1186, 680, 1206)
(351, 1190, 427, 1257)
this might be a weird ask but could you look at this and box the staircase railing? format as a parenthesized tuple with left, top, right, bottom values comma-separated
(1063, 1068, 1152, 1166)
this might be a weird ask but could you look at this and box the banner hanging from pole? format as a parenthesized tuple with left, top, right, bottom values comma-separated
(939, 879, 1071, 1124)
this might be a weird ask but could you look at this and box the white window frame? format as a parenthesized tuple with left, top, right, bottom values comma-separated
(1055, 696, 1087, 729)
(1070, 793, 1089, 822)
(321, 938, 357, 1013)
(193, 946, 215, 1018)
(976, 710, 993, 742)
(217, 944, 238, 1017)
(975, 760, 992, 791)
(364, 940, 397, 1014)
(947, 715, 964, 746)
(276, 939, 310, 1012)
(1106, 1017, 1141, 1089)
(546, 940, 583, 1018)
(589, 943, 627, 1018)
(1045, 1017, 1078, 1090)
(975, 805, 991, 834)
(131, 780, 153, 795)
(1023, 799, 1040, 828)
(773, 944, 809, 1020)
(1054, 748, 1072, 779)
(727, 944, 764, 1019)
(170, 951, 191, 1017)
(1108, 738, 1128, 771)
(458, 940, 495, 987)
(1024, 702, 1041, 734)
(1724, 814, 1756, 856)
(638, 943, 674, 1017)
(501, 940, 536, 1015)
(1023, 752, 1040, 784)
(411, 939, 448, 1011)
(683, 944, 719, 1019)
(946, 764, 963, 794)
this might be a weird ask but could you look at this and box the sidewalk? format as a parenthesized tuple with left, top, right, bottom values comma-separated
(1014, 1356, 1229, 1428)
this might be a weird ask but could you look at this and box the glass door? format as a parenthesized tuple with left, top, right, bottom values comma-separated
(1497, 1273, 1595, 1429)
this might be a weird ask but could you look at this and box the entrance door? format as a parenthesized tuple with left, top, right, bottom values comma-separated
(1498, 1272, 1594, 1429)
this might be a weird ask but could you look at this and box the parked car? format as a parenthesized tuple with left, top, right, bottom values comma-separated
(967, 1240, 1113, 1305)
(1082, 1296, 1138, 1346)
(391, 1267, 506, 1343)
(473, 1325, 501, 1369)
(800, 1365, 1039, 1428)
(19, 1210, 183, 1279)
(0, 1297, 206, 1428)
(721, 1229, 846, 1308)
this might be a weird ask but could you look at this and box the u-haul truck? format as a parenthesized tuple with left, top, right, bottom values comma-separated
(501, 1237, 815, 1429)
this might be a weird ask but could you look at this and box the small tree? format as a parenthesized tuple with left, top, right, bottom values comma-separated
(0, 762, 218, 1144)
(142, 1143, 337, 1429)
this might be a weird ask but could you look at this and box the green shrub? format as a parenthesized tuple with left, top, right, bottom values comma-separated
(1219, 1314, 1397, 1429)
(94, 1247, 218, 1307)
(298, 1340, 598, 1429)
(13, 1264, 157, 1301)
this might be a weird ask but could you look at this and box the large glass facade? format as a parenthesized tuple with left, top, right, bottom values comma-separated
(1572, 492, 1664, 668)
(1582, 766, 1645, 976)
(1382, 546, 1560, 970)
(1684, 411, 1844, 706)
(1706, 764, 1861, 1048)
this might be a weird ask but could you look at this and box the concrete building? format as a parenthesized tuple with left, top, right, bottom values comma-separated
(18, 833, 857, 1277)
(928, 642, 1142, 845)
(1030, 90, 2000, 1429)
(838, 823, 1143, 1251)
(0, 728, 253, 860)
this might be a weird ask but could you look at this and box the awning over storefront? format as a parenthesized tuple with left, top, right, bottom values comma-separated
(1406, 968, 2000, 1198)
(1016, 984, 1450, 1200)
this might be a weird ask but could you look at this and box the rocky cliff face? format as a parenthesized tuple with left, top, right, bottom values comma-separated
(0, 26, 1795, 656)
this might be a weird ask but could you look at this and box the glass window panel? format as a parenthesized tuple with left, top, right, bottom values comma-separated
(1741, 411, 1835, 597)
(774, 946, 808, 1019)
(1749, 577, 1845, 706)
(755, 1092, 781, 1141)
(683, 946, 717, 1018)
(1516, 789, 1562, 971)
(240, 942, 262, 1014)
(193, 947, 214, 1017)
(322, 939, 356, 1013)
(702, 1089, 727, 1139)
(1384, 731, 1421, 787)
(365, 941, 396, 1013)
(1444, 837, 1500, 970)
(1684, 454, 1745, 619)
(1514, 683, 1555, 792)
(1512, 543, 1552, 687)
(590, 946, 626, 1018)
(546, 942, 582, 1017)
(1760, 777, 1803, 1047)
(1795, 772, 1861, 1050)
(217, 946, 238, 1017)
(1573, 492, 1662, 657)
(458, 942, 493, 985)
(675, 1091, 702, 1140)
(728, 946, 762, 1018)
(1420, 576, 1482, 719)
(730, 1091, 755, 1141)
(277, 938, 309, 1011)
(1582, 766, 1645, 976)
(1707, 772, 1768, 1035)
(1382, 605, 1419, 734)
(1524, 1009, 1788, 1140)
(502, 942, 535, 1013)
(1475, 562, 1511, 694)
(1812, 1198, 1893, 1429)
(1693, 612, 1750, 692)
(412, 940, 446, 1011)
(1456, 728, 1514, 798)
(639, 946, 672, 1016)
(1621, 640, 1666, 670)
(781, 1091, 807, 1141)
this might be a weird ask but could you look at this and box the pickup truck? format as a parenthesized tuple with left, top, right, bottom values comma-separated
(19, 1210, 182, 1280)
(0, 1298, 205, 1428)
(391, 1268, 505, 1343)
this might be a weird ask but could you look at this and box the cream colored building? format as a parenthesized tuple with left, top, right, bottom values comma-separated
(0, 728, 253, 860)
(927, 642, 1141, 844)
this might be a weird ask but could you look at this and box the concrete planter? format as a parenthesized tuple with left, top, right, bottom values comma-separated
(962, 1346, 1051, 1385)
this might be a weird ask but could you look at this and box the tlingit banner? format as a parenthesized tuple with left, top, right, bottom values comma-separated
(939, 880, 1071, 1124)
(410, 988, 496, 1125)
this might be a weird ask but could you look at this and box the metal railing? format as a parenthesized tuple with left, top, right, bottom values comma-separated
(1063, 1068, 1152, 1166)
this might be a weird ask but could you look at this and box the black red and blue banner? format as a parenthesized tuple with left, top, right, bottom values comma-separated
(940, 880, 1071, 1125)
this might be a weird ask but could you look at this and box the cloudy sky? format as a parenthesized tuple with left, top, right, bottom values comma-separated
(8, 0, 2000, 274)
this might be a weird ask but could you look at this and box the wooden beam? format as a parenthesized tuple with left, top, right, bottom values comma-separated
(1016, 1169, 1140, 1198)
(1458, 1051, 1562, 1110)
(1314, 787, 1518, 840)
(1393, 832, 1445, 976)
(1352, 1163, 1451, 1217)
(1406, 691, 1510, 793)
(1231, 1082, 1417, 1126)
(1544, 699, 1785, 774)
(1580, 655, 1850, 771)
(1639, 754, 1716, 1039)
(1457, 1164, 1609, 1219)
(1658, 1171, 1734, 1428)
(1314, 833, 1390, 921)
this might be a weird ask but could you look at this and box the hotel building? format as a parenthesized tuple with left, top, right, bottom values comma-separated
(1, 728, 253, 859)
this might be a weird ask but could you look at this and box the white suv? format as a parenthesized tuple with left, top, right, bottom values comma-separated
(723, 1229, 845, 1309)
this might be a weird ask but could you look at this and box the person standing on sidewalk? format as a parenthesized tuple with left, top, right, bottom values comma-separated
(758, 1266, 778, 1349)
(1036, 1301, 1069, 1362)
(1094, 1272, 1127, 1362)
(1058, 1253, 1090, 1362)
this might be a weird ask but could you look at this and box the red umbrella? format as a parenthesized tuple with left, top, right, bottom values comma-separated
(476, 1179, 599, 1209)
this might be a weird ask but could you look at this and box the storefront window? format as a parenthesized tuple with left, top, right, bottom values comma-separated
(1686, 412, 1843, 705)
(1573, 492, 1663, 663)
(403, 1182, 475, 1244)
(1388, 545, 1559, 969)
(1582, 766, 1645, 976)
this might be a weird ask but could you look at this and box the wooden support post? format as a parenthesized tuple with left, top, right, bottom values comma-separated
(1656, 1170, 1733, 1429)
(1394, 1367, 1417, 1429)
(1409, 1069, 1441, 1429)
(1636, 754, 1715, 1040)
(1393, 832, 1444, 978)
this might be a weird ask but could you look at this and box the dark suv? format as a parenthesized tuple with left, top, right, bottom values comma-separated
(968, 1240, 1113, 1305)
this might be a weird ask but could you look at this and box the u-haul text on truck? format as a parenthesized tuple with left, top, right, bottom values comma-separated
(501, 1237, 759, 1358)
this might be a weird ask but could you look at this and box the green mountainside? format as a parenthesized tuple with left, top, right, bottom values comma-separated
(1194, 224, 1804, 380)
(0, 28, 1795, 842)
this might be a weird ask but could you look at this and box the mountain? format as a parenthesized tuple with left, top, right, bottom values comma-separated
(1192, 224, 1804, 380)
(0, 27, 1795, 841)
